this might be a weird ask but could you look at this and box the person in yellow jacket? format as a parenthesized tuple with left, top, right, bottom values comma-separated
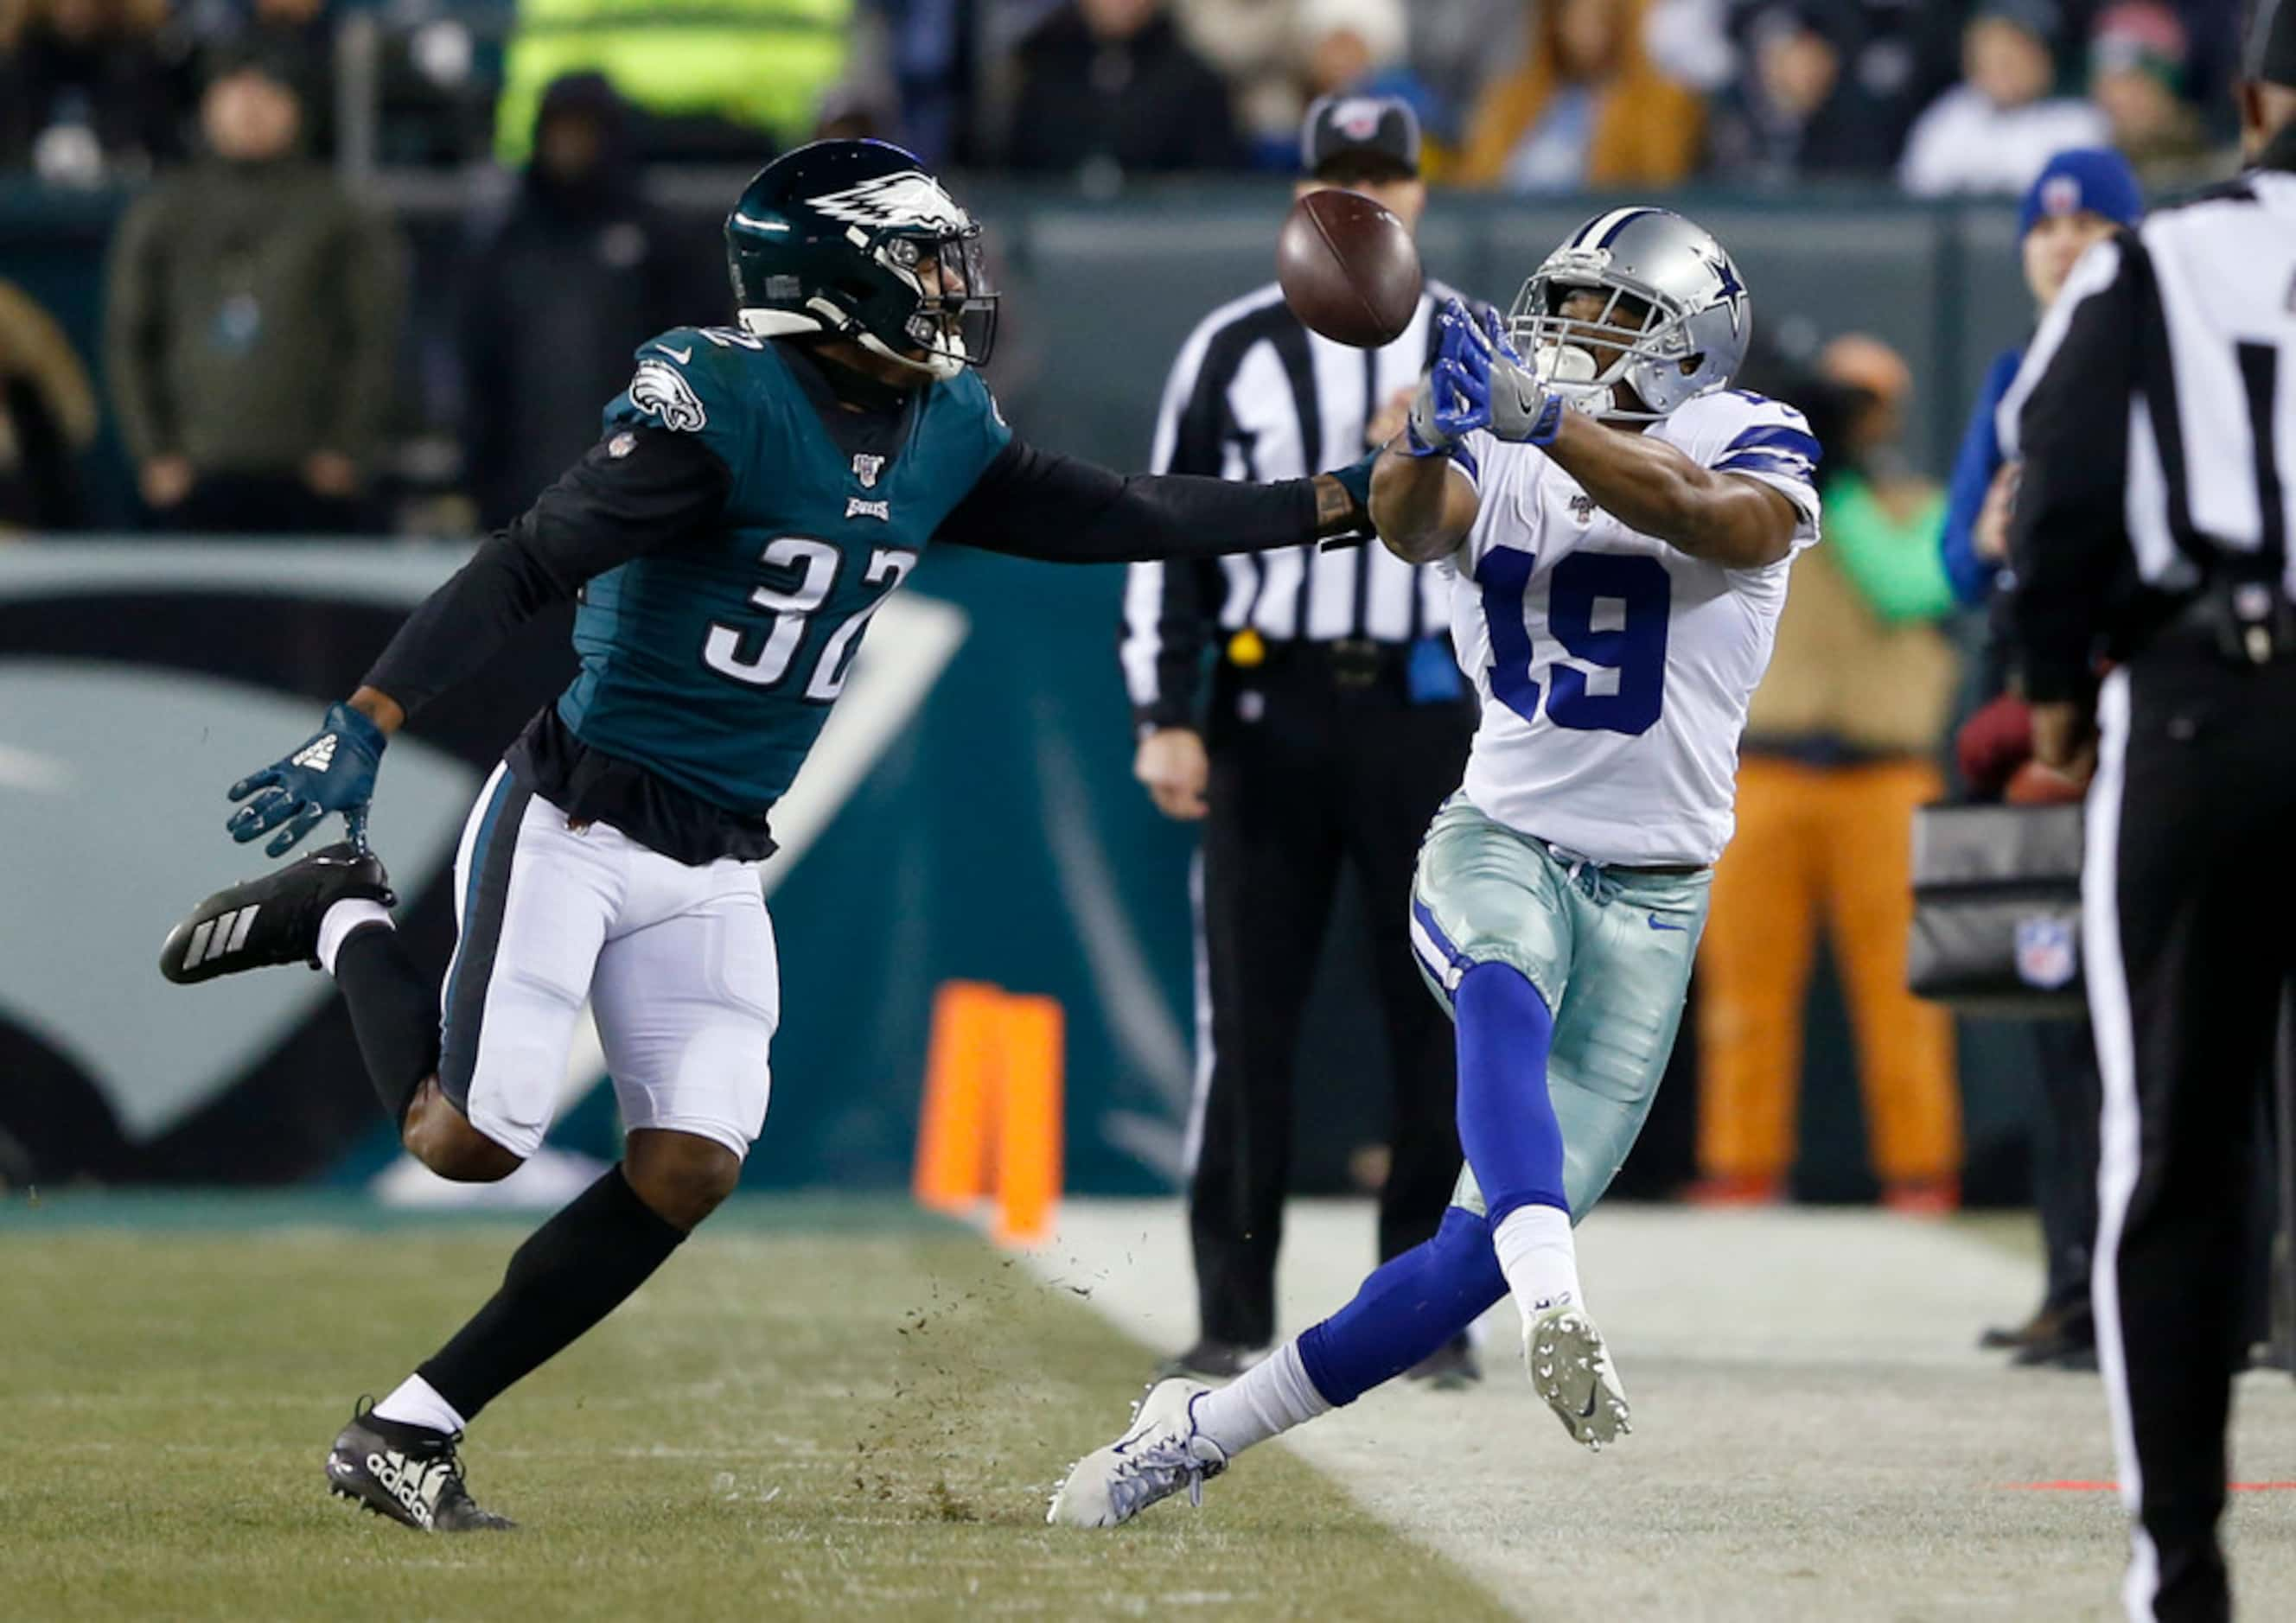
(494, 0, 851, 164)
(1693, 334, 1964, 1212)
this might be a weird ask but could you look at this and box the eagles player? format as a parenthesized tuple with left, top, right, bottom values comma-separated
(156, 139, 1374, 1532)
(1051, 208, 1821, 1526)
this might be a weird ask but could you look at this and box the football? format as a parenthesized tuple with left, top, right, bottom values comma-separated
(1276, 189, 1423, 349)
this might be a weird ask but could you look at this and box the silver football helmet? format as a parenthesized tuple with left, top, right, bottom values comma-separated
(1507, 207, 1751, 423)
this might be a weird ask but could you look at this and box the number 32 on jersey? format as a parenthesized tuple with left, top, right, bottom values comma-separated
(1476, 548, 1670, 736)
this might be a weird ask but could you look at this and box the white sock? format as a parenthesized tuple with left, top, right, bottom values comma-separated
(1492, 1203, 1583, 1317)
(316, 898, 394, 976)
(1188, 1340, 1330, 1457)
(371, 1373, 467, 1435)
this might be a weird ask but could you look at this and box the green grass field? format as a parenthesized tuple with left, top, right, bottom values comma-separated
(0, 1194, 1502, 1621)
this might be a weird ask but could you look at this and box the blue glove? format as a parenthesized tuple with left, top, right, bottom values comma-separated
(226, 700, 387, 857)
(1476, 308, 1566, 448)
(1405, 299, 1493, 455)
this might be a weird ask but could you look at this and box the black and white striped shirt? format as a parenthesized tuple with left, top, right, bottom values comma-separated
(2007, 143, 2296, 699)
(1119, 281, 1465, 729)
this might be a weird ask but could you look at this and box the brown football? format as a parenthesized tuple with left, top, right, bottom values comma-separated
(1276, 189, 1423, 348)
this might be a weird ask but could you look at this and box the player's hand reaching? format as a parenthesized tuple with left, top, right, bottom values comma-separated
(226, 700, 388, 857)
(1471, 309, 1567, 448)
(1404, 299, 1489, 455)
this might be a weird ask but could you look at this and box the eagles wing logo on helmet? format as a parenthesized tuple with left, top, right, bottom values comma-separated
(629, 359, 707, 433)
(807, 171, 969, 232)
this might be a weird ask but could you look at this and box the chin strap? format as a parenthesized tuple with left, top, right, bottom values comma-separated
(736, 305, 962, 381)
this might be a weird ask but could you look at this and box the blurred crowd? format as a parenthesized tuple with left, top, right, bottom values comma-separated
(0, 0, 2250, 192)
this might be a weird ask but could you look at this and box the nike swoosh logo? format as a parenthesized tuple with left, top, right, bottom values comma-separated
(1648, 915, 1687, 932)
(654, 345, 693, 365)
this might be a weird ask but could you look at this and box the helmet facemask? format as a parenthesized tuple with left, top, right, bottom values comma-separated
(1508, 256, 1709, 423)
(864, 224, 998, 381)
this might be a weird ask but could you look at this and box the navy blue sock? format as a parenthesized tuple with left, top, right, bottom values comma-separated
(1296, 1207, 1508, 1405)
(1453, 962, 1568, 1226)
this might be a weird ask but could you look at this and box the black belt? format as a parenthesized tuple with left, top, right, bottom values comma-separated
(1225, 634, 1410, 690)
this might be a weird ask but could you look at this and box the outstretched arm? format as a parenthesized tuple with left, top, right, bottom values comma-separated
(934, 439, 1363, 563)
(226, 429, 727, 854)
(1543, 411, 1800, 569)
(1370, 443, 1479, 563)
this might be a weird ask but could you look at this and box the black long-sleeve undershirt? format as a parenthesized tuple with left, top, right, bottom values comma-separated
(361, 428, 1323, 720)
(937, 438, 1321, 564)
(362, 427, 730, 716)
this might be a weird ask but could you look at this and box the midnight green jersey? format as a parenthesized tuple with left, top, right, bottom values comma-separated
(559, 327, 1011, 814)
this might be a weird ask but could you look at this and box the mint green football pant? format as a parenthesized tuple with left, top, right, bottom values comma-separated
(1407, 796, 1712, 1223)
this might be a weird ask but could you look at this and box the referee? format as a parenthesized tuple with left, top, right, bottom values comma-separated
(1119, 94, 1477, 1384)
(2007, 8, 2296, 1617)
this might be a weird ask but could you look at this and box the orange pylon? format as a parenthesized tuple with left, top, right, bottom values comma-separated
(913, 980, 1066, 1245)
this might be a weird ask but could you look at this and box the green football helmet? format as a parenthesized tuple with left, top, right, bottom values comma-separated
(724, 138, 998, 381)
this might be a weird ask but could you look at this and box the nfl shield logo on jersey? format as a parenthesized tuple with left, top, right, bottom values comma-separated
(851, 453, 884, 489)
(2013, 915, 2078, 990)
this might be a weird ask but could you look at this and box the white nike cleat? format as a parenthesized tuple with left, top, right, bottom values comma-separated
(1047, 1378, 1228, 1528)
(1523, 1300, 1631, 1450)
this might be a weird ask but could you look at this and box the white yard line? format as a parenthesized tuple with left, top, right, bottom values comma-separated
(1030, 1198, 2296, 1622)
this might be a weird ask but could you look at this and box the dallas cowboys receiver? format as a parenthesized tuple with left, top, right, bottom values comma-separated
(156, 138, 1373, 1533)
(1051, 207, 1822, 1527)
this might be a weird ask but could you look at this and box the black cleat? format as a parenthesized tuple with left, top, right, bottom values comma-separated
(325, 1398, 514, 1532)
(159, 842, 393, 984)
(1157, 1339, 1271, 1381)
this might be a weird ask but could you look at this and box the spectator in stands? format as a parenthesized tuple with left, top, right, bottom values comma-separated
(461, 73, 693, 531)
(0, 279, 96, 532)
(211, 0, 336, 156)
(1899, 0, 2110, 195)
(1005, 0, 1242, 182)
(1693, 332, 1965, 1214)
(494, 0, 851, 165)
(1454, 0, 1704, 193)
(1177, 0, 1297, 167)
(2089, 1, 2223, 186)
(105, 48, 403, 535)
(1403, 0, 1527, 157)
(1704, 3, 1952, 182)
(1939, 147, 2141, 610)
(0, 0, 183, 184)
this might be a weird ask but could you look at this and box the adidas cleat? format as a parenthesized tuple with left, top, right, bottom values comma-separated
(1524, 1302, 1631, 1450)
(160, 842, 393, 984)
(325, 1399, 513, 1532)
(1048, 1378, 1227, 1528)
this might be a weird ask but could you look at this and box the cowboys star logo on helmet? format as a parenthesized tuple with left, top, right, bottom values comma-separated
(806, 170, 969, 233)
(628, 359, 708, 432)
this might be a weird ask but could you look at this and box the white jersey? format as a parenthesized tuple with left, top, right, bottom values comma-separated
(1439, 390, 1822, 867)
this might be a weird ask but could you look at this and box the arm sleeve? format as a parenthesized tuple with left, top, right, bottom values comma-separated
(1939, 352, 2017, 607)
(2007, 236, 2140, 706)
(1119, 327, 1233, 729)
(1825, 476, 1956, 623)
(361, 427, 730, 716)
(939, 438, 1318, 566)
